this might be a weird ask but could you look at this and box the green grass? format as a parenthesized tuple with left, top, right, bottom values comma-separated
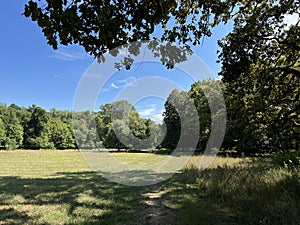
(0, 150, 299, 225)
(0, 150, 145, 225)
(160, 163, 300, 225)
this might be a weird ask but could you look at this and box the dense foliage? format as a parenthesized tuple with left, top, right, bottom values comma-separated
(23, 1, 299, 69)
(22, 0, 235, 60)
(162, 79, 299, 155)
(0, 101, 161, 150)
(0, 74, 299, 154)
(217, 0, 300, 155)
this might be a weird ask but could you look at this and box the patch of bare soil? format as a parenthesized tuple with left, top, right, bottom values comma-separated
(139, 185, 176, 225)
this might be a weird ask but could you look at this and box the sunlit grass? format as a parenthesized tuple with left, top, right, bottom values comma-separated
(0, 150, 298, 224)
(111, 152, 168, 167)
(186, 154, 251, 168)
(0, 150, 91, 178)
(162, 159, 300, 225)
(0, 150, 248, 178)
(0, 150, 144, 224)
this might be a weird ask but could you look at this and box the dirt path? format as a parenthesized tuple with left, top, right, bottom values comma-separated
(139, 184, 176, 225)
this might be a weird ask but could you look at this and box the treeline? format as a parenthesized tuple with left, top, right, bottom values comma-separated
(0, 104, 75, 150)
(0, 77, 299, 155)
(0, 101, 161, 150)
(73, 100, 163, 150)
(162, 79, 299, 155)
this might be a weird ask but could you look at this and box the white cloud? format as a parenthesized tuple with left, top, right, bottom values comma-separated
(100, 88, 110, 93)
(148, 104, 157, 108)
(151, 114, 164, 124)
(138, 105, 164, 124)
(50, 49, 86, 61)
(53, 74, 64, 79)
(117, 76, 136, 83)
(111, 82, 119, 89)
(117, 76, 138, 87)
(139, 107, 155, 116)
(101, 76, 138, 93)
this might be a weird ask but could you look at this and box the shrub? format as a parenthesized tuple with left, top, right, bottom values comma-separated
(272, 151, 300, 169)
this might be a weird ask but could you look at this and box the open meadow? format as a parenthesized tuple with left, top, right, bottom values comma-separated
(0, 150, 299, 225)
(1, 1, 299, 224)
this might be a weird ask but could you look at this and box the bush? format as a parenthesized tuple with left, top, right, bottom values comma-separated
(272, 151, 300, 169)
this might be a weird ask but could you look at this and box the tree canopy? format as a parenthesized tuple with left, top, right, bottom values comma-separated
(23, 0, 232, 58)
(23, 1, 299, 64)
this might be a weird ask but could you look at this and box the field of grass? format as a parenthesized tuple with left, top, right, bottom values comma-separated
(0, 150, 299, 225)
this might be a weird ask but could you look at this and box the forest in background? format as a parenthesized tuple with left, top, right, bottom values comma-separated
(0, 78, 298, 156)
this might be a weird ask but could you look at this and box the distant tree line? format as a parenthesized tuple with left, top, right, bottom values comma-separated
(0, 101, 163, 151)
(0, 77, 299, 155)
(0, 101, 161, 150)
(0, 104, 75, 150)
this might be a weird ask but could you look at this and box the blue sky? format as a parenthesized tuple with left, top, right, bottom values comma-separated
(0, 1, 233, 122)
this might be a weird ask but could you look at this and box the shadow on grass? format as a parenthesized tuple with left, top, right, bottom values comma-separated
(0, 171, 163, 225)
(1, 164, 299, 225)
(159, 165, 300, 225)
(0, 207, 30, 224)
